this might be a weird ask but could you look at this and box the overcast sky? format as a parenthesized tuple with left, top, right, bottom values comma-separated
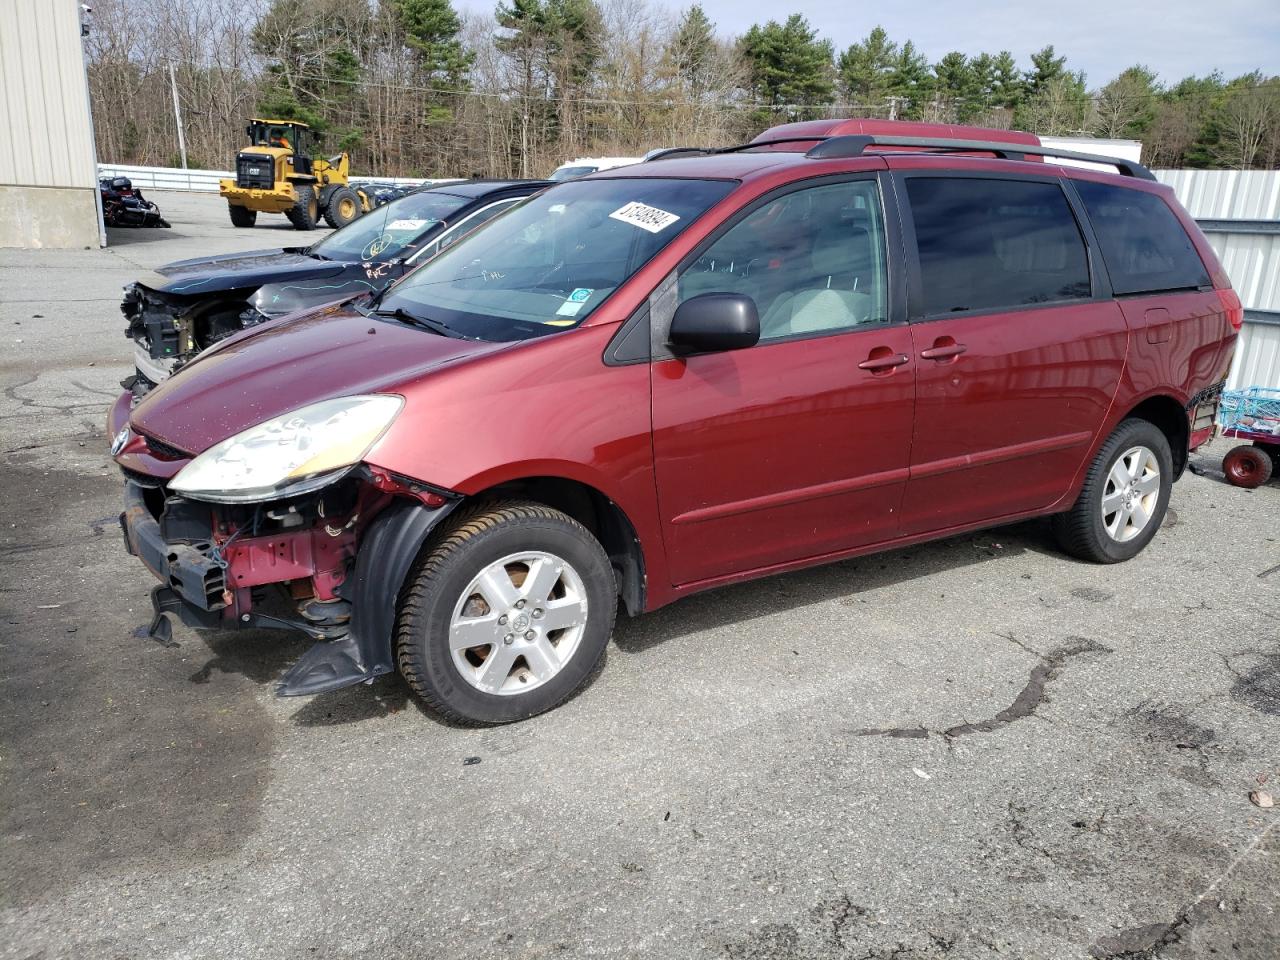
(461, 0, 1279, 87)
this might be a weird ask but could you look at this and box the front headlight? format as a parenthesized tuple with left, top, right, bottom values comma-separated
(170, 395, 403, 503)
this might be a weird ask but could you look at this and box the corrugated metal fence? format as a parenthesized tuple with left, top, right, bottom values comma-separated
(1156, 169, 1280, 390)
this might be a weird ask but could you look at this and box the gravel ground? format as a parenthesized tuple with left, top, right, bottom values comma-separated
(1, 192, 1277, 959)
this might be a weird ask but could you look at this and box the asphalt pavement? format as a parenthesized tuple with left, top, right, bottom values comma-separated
(1, 192, 1277, 959)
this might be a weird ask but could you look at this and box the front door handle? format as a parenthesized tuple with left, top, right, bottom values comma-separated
(919, 337, 967, 361)
(858, 351, 911, 372)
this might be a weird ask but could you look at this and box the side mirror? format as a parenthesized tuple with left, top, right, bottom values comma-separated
(668, 293, 760, 353)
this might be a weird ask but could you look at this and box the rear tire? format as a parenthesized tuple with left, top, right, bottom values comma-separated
(396, 502, 616, 725)
(228, 204, 256, 228)
(286, 185, 318, 230)
(1223, 444, 1273, 488)
(322, 186, 361, 229)
(1052, 419, 1173, 563)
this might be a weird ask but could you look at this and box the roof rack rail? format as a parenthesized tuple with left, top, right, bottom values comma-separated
(643, 147, 713, 162)
(804, 134, 1156, 180)
(642, 137, 870, 163)
(644, 133, 1155, 181)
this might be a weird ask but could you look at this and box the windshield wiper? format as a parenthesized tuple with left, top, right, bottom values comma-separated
(371, 305, 457, 338)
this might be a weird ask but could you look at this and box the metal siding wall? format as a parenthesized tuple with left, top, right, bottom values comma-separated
(1228, 323, 1280, 391)
(1156, 169, 1280, 390)
(1211, 234, 1280, 314)
(1156, 169, 1280, 220)
(0, 0, 97, 189)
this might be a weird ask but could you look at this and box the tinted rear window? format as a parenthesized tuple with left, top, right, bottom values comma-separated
(1073, 180, 1210, 296)
(906, 177, 1091, 316)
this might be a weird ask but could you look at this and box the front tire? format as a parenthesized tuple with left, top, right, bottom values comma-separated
(396, 502, 617, 725)
(1053, 419, 1173, 563)
(286, 185, 318, 230)
(228, 203, 256, 228)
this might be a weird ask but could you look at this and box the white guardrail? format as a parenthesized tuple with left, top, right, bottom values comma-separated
(97, 163, 440, 193)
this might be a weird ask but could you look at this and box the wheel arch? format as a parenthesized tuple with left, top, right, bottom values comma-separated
(464, 475, 647, 617)
(1118, 393, 1191, 478)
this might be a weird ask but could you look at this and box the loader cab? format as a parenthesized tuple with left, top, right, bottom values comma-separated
(243, 119, 315, 176)
(245, 120, 313, 149)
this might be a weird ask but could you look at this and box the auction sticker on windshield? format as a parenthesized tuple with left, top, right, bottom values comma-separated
(609, 202, 680, 233)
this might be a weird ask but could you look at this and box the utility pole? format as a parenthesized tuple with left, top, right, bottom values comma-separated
(168, 61, 188, 170)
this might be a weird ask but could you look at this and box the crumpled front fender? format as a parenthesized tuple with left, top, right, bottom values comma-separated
(276, 498, 460, 697)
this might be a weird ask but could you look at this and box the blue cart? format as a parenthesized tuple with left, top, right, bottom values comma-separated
(1218, 386, 1280, 487)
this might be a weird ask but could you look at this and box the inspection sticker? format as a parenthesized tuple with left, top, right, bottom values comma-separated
(556, 288, 594, 317)
(609, 202, 680, 233)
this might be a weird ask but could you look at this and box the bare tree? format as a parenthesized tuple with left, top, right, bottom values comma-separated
(1216, 78, 1279, 169)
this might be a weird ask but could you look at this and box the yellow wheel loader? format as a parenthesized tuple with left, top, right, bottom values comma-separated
(219, 119, 372, 231)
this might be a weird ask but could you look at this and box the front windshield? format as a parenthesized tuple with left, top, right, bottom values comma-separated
(379, 177, 736, 341)
(249, 123, 304, 149)
(309, 190, 469, 263)
(549, 166, 597, 181)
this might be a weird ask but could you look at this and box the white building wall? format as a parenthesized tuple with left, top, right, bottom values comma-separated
(0, 0, 100, 248)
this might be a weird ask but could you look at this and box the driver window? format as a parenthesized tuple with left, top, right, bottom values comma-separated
(677, 180, 888, 341)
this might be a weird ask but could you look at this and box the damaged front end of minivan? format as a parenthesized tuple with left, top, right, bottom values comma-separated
(122, 282, 270, 396)
(110, 391, 459, 696)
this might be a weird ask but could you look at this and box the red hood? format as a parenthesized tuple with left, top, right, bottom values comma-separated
(130, 306, 507, 454)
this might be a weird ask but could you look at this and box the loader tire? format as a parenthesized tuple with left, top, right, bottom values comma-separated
(228, 204, 257, 228)
(323, 187, 361, 229)
(286, 185, 318, 230)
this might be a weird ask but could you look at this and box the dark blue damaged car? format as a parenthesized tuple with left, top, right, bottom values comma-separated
(122, 179, 549, 394)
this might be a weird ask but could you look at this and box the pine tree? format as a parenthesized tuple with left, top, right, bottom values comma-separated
(739, 14, 835, 112)
(990, 51, 1022, 107)
(671, 5, 716, 100)
(389, 0, 472, 84)
(837, 26, 897, 108)
(1091, 65, 1160, 139)
(886, 40, 932, 117)
(1025, 45, 1067, 97)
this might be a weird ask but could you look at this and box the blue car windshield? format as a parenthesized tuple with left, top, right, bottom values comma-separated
(309, 189, 469, 262)
(379, 177, 736, 341)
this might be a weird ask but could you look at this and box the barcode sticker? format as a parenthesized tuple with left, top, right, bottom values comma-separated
(609, 202, 680, 234)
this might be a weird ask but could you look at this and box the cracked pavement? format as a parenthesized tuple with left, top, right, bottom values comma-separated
(1, 193, 1278, 958)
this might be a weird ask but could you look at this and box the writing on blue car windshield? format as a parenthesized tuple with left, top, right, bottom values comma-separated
(308, 190, 469, 262)
(377, 177, 736, 341)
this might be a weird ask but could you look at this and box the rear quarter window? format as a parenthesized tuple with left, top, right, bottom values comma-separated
(1072, 180, 1210, 296)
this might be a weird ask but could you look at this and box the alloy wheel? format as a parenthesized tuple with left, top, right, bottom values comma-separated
(448, 551, 589, 695)
(1101, 445, 1161, 542)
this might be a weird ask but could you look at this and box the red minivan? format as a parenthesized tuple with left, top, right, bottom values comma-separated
(109, 121, 1240, 724)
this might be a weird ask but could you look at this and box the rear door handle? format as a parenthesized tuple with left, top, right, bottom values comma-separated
(858, 352, 910, 371)
(919, 338, 967, 361)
